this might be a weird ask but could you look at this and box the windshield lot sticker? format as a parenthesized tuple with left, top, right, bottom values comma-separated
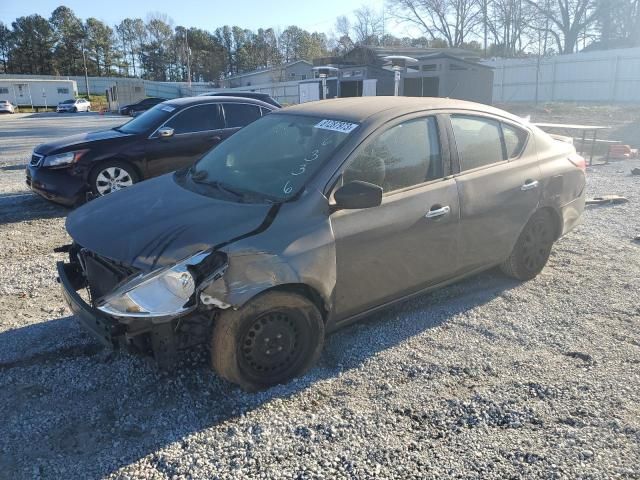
(161, 106, 176, 112)
(314, 119, 358, 134)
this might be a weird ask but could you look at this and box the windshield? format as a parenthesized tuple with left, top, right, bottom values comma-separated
(61, 99, 75, 104)
(190, 114, 357, 202)
(116, 103, 174, 134)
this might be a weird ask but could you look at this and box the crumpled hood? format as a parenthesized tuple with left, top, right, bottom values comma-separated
(35, 129, 133, 155)
(65, 174, 273, 271)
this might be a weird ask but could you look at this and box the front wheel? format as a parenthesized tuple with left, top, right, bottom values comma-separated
(500, 209, 556, 281)
(211, 291, 325, 391)
(89, 161, 139, 197)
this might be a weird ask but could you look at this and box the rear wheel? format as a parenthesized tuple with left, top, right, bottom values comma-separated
(89, 161, 139, 197)
(211, 291, 324, 391)
(500, 209, 556, 280)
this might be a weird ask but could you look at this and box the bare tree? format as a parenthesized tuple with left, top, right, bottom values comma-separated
(525, 0, 597, 53)
(390, 0, 483, 47)
(352, 6, 384, 45)
(486, 0, 535, 55)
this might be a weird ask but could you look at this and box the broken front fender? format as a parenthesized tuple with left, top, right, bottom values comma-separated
(198, 195, 337, 316)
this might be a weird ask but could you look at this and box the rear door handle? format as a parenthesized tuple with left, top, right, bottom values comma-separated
(521, 180, 539, 191)
(425, 205, 450, 219)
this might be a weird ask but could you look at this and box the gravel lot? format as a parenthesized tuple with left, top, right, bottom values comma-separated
(0, 111, 639, 479)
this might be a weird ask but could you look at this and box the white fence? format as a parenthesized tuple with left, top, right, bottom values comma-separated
(483, 46, 640, 103)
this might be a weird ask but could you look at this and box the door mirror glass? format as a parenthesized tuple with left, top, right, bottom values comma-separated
(158, 127, 174, 138)
(333, 181, 382, 210)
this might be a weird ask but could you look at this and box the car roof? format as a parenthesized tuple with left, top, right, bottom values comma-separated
(281, 97, 523, 124)
(163, 96, 275, 109)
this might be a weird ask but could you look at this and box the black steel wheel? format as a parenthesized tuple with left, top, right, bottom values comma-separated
(501, 209, 556, 280)
(211, 291, 324, 391)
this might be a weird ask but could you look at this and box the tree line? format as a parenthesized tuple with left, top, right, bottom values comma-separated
(0, 2, 638, 82)
(389, 0, 639, 56)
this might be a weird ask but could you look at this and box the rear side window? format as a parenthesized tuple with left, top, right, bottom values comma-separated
(166, 104, 224, 134)
(502, 123, 528, 158)
(223, 103, 262, 128)
(451, 115, 504, 171)
(344, 117, 442, 193)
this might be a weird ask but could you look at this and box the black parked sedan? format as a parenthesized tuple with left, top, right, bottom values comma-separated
(26, 96, 277, 206)
(58, 97, 585, 390)
(118, 97, 167, 116)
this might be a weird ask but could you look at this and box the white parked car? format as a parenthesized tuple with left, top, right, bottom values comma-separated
(0, 100, 15, 114)
(56, 98, 91, 113)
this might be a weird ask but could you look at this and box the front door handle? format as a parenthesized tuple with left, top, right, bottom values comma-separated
(521, 180, 539, 191)
(425, 205, 450, 219)
(210, 135, 222, 143)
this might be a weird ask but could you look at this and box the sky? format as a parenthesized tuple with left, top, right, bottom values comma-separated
(0, 0, 417, 37)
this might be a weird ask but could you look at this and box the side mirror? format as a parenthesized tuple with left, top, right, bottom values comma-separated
(333, 181, 382, 210)
(157, 127, 174, 138)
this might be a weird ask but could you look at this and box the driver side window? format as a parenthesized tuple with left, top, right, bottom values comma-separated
(343, 117, 442, 194)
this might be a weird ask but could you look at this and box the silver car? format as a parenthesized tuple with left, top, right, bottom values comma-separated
(0, 100, 15, 113)
(56, 98, 91, 113)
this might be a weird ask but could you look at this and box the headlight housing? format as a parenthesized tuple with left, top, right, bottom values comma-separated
(42, 150, 87, 168)
(97, 252, 208, 318)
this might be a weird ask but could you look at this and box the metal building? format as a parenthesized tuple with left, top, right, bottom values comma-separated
(0, 78, 77, 109)
(314, 46, 494, 104)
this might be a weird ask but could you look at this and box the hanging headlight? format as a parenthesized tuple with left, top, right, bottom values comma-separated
(98, 252, 208, 318)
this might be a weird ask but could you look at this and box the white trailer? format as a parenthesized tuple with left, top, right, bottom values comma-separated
(0, 79, 78, 109)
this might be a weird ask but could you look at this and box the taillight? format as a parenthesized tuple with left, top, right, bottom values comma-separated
(568, 153, 586, 171)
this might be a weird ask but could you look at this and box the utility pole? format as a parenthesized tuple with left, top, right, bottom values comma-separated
(483, 0, 488, 57)
(82, 42, 90, 98)
(185, 29, 192, 89)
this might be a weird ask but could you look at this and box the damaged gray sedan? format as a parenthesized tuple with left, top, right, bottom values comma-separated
(58, 97, 586, 390)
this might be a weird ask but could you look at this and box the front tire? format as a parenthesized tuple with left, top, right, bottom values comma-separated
(500, 209, 556, 281)
(72, 106, 78, 113)
(89, 161, 139, 197)
(211, 291, 325, 391)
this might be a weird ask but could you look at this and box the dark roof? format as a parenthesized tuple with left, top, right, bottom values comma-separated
(164, 95, 275, 109)
(226, 60, 312, 80)
(280, 97, 520, 124)
(412, 52, 493, 69)
(365, 45, 482, 60)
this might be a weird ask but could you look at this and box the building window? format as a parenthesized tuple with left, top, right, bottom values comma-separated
(57, 88, 69, 94)
(422, 64, 437, 72)
(0, 87, 8, 94)
(134, 86, 142, 93)
(449, 63, 468, 71)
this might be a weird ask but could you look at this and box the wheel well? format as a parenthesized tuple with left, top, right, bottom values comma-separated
(260, 284, 329, 323)
(537, 206, 563, 240)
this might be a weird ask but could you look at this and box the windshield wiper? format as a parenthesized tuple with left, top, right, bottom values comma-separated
(189, 170, 244, 200)
(189, 169, 277, 203)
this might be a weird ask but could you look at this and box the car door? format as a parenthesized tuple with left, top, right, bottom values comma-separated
(449, 113, 541, 271)
(145, 103, 226, 177)
(331, 115, 460, 321)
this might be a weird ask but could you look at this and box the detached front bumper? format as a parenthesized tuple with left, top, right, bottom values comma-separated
(57, 261, 125, 347)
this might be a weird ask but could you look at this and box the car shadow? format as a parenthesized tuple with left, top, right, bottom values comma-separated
(0, 269, 519, 478)
(0, 191, 68, 225)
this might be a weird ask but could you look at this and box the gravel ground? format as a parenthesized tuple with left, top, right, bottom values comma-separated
(0, 112, 639, 479)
